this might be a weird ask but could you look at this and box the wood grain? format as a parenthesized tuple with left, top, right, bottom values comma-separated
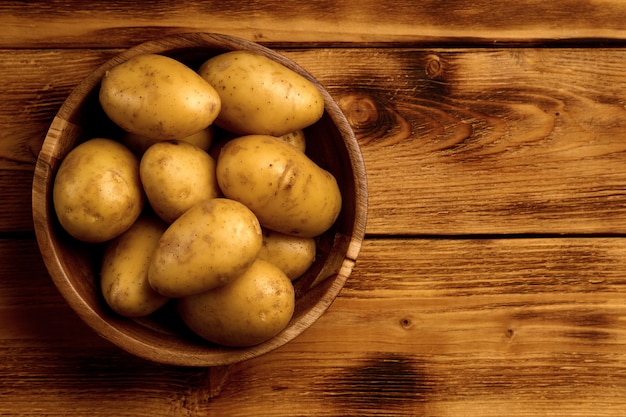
(4, 3, 626, 416)
(4, 237, 626, 416)
(5, 47, 626, 234)
(3, 0, 626, 48)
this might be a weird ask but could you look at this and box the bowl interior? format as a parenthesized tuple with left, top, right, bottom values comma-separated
(32, 32, 367, 367)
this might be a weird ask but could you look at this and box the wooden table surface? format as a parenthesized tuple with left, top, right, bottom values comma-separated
(4, 1, 626, 415)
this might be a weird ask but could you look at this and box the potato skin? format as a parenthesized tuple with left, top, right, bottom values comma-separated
(278, 129, 306, 153)
(258, 228, 316, 280)
(100, 214, 169, 317)
(123, 126, 214, 156)
(140, 140, 220, 223)
(52, 138, 144, 242)
(100, 54, 221, 140)
(198, 51, 324, 136)
(216, 135, 342, 237)
(148, 198, 263, 298)
(178, 259, 295, 347)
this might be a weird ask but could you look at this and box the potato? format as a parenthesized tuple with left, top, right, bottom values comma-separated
(216, 135, 342, 237)
(52, 138, 144, 242)
(124, 125, 214, 155)
(178, 258, 295, 347)
(198, 51, 324, 136)
(279, 129, 306, 153)
(258, 229, 316, 280)
(140, 140, 220, 223)
(100, 54, 221, 140)
(148, 198, 262, 298)
(100, 214, 169, 317)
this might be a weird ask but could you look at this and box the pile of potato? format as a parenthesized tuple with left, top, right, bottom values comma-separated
(52, 51, 342, 347)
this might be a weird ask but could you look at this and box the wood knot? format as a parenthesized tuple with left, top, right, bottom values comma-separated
(338, 92, 379, 129)
(425, 54, 444, 79)
(337, 92, 411, 148)
(399, 317, 413, 329)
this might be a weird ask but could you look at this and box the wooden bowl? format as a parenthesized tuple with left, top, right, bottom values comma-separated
(31, 33, 367, 367)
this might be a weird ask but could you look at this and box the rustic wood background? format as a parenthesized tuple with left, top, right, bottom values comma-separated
(3, 1, 626, 415)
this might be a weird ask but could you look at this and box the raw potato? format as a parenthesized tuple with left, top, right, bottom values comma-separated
(258, 229, 316, 280)
(140, 140, 220, 223)
(124, 126, 214, 155)
(198, 51, 324, 136)
(178, 258, 295, 347)
(100, 214, 169, 317)
(52, 138, 144, 242)
(100, 54, 221, 140)
(216, 135, 342, 237)
(278, 129, 306, 153)
(148, 198, 263, 298)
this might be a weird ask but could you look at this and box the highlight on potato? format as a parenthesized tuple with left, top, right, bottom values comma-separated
(216, 134, 342, 238)
(99, 54, 221, 140)
(198, 51, 325, 136)
(139, 140, 220, 224)
(49, 49, 344, 348)
(52, 138, 145, 243)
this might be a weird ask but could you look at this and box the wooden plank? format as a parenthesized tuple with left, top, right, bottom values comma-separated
(3, 237, 626, 416)
(305, 48, 626, 235)
(3, 0, 626, 47)
(220, 237, 626, 416)
(4, 48, 626, 234)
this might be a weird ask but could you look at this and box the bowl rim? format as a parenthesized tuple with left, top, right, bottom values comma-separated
(31, 32, 368, 367)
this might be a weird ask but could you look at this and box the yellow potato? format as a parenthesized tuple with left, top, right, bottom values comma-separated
(278, 129, 306, 153)
(140, 140, 220, 223)
(258, 229, 316, 280)
(100, 214, 170, 317)
(148, 198, 262, 298)
(123, 125, 214, 155)
(216, 135, 342, 237)
(100, 54, 221, 140)
(198, 51, 324, 136)
(178, 258, 295, 347)
(52, 138, 144, 242)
